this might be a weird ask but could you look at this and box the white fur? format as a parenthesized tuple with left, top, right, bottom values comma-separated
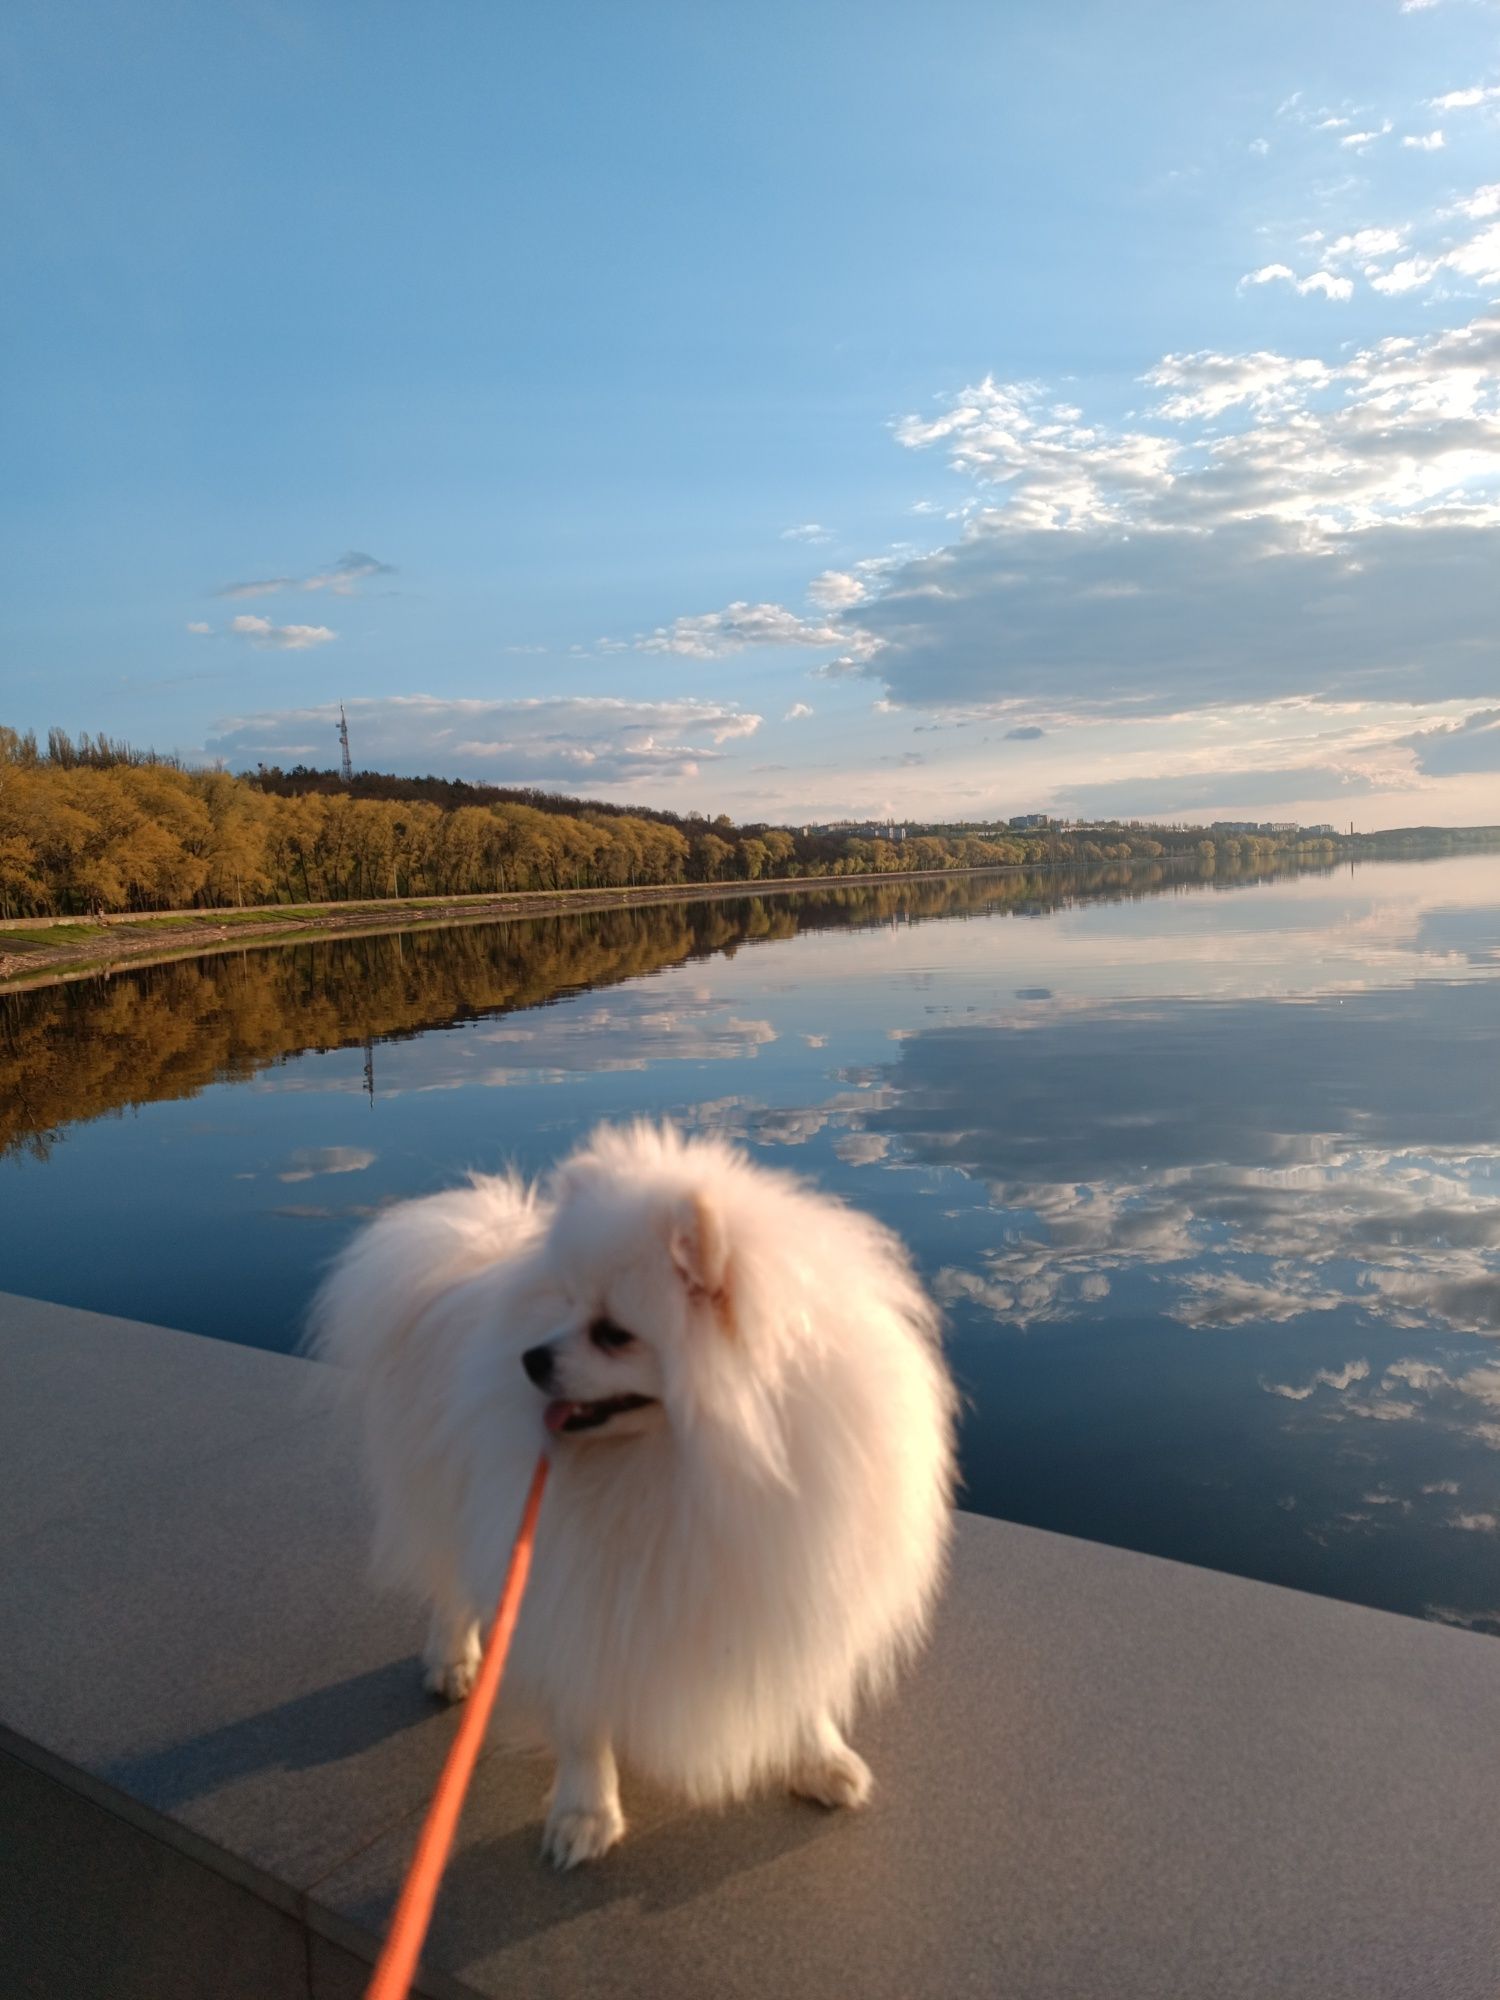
(310, 1122, 956, 1866)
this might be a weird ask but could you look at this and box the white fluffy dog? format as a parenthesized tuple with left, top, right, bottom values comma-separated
(312, 1123, 956, 1868)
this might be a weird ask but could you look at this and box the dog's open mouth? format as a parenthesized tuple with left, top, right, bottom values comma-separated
(544, 1393, 658, 1436)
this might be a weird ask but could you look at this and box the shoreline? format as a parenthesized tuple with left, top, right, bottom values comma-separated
(4, 834, 1492, 995)
(0, 865, 1037, 993)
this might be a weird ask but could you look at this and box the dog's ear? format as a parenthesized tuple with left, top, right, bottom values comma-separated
(669, 1191, 730, 1309)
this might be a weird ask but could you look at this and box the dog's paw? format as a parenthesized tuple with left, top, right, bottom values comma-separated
(541, 1801, 626, 1870)
(422, 1656, 479, 1703)
(792, 1743, 873, 1811)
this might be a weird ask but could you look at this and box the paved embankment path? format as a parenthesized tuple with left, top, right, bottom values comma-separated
(3, 1290, 1498, 1999)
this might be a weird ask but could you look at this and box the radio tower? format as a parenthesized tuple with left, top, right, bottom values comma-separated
(337, 705, 354, 783)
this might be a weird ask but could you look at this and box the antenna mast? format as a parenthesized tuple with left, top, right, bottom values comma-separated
(337, 705, 354, 784)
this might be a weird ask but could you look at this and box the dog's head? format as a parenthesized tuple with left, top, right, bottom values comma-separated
(518, 1125, 791, 1481)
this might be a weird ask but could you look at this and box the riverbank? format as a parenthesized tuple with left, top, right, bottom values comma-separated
(0, 868, 1001, 992)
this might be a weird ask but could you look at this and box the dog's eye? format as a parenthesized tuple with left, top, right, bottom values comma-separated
(589, 1317, 636, 1353)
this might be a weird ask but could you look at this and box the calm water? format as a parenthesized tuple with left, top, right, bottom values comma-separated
(5, 856, 1500, 1632)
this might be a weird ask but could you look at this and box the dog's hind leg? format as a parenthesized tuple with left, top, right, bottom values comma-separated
(421, 1581, 482, 1702)
(790, 1713, 873, 1810)
(541, 1729, 626, 1869)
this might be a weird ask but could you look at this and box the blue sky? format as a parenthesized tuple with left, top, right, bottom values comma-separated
(4, 0, 1499, 827)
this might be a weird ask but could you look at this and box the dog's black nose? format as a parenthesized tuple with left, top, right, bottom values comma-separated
(522, 1344, 556, 1390)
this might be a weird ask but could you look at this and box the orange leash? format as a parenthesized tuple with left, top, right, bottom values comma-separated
(366, 1454, 549, 2000)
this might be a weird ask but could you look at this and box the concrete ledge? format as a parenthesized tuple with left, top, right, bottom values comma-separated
(3, 1289, 1499, 1999)
(0, 1744, 354, 2000)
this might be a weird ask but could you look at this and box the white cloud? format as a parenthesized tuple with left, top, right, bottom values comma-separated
(473, 993, 778, 1078)
(1171, 1274, 1348, 1328)
(215, 551, 394, 599)
(1240, 261, 1296, 288)
(1324, 227, 1407, 260)
(1429, 85, 1500, 111)
(638, 600, 850, 658)
(833, 1132, 893, 1166)
(1263, 1360, 1371, 1401)
(1340, 122, 1393, 149)
(893, 380, 1178, 530)
(207, 694, 763, 786)
(1296, 270, 1355, 300)
(185, 620, 212, 634)
(934, 1181, 1197, 1329)
(1149, 350, 1333, 419)
(1444, 219, 1500, 284)
(784, 701, 814, 720)
(806, 569, 870, 611)
(278, 1146, 377, 1183)
(1386, 1360, 1453, 1394)
(1240, 263, 1352, 299)
(226, 615, 338, 650)
(781, 522, 831, 543)
(1403, 130, 1446, 150)
(1369, 256, 1439, 293)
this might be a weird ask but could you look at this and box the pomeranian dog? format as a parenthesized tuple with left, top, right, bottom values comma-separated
(311, 1122, 956, 1868)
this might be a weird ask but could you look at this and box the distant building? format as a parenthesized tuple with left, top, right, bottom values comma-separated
(1008, 813, 1051, 831)
(1310, 823, 1338, 836)
(1209, 820, 1309, 838)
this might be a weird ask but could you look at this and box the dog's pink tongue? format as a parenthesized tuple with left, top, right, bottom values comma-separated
(543, 1400, 580, 1435)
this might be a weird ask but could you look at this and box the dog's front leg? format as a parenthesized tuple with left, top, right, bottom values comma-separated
(541, 1728, 626, 1869)
(421, 1590, 482, 1703)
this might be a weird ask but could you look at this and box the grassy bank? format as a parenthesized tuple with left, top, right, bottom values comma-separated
(0, 869, 1005, 992)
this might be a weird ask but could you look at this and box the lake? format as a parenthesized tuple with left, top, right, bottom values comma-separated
(4, 853, 1499, 1633)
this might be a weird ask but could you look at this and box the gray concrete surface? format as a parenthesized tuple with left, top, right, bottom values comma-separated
(3, 1288, 1499, 2000)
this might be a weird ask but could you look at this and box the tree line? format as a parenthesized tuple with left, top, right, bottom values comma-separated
(0, 729, 1052, 917)
(0, 729, 1050, 916)
(0, 725, 1428, 920)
